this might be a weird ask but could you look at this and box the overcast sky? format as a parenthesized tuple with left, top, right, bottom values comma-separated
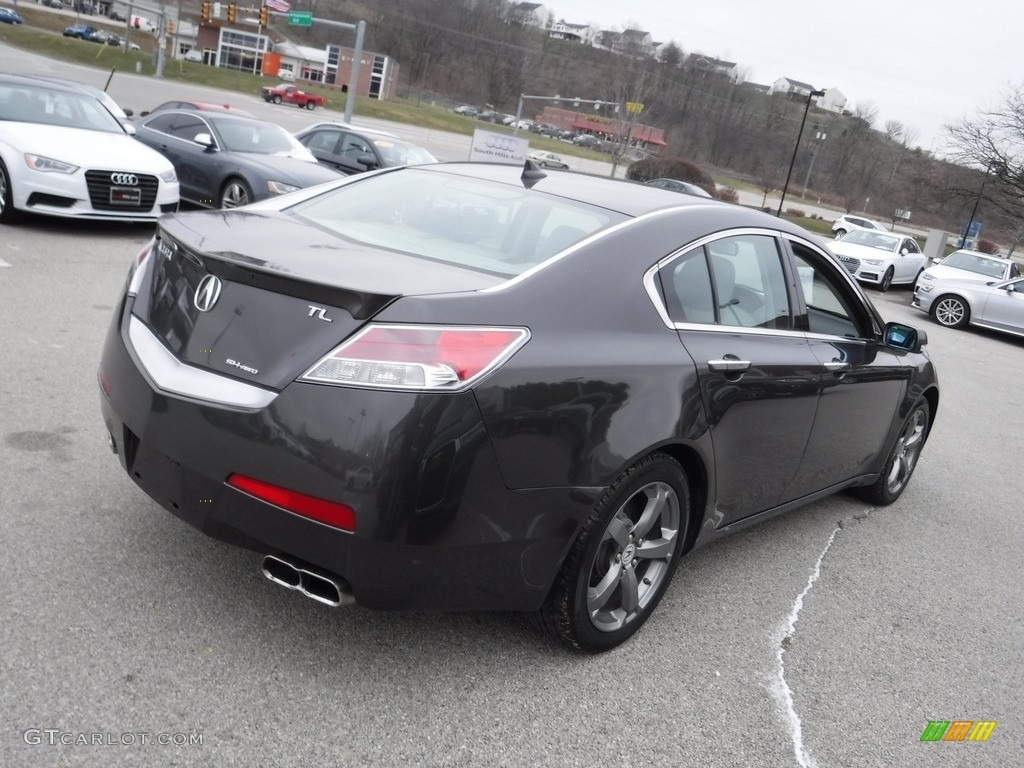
(544, 0, 1019, 152)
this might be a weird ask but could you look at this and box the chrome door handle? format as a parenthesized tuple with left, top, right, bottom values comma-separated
(708, 358, 751, 373)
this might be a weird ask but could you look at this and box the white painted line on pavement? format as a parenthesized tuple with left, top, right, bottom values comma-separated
(0, 257, 11, 268)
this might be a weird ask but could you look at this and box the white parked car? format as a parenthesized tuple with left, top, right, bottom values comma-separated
(832, 214, 887, 238)
(829, 230, 926, 291)
(912, 274, 1024, 338)
(916, 250, 1020, 289)
(0, 75, 179, 224)
(527, 151, 568, 169)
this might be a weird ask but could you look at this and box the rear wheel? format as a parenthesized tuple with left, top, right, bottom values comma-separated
(932, 294, 969, 328)
(305, 100, 316, 110)
(0, 158, 22, 224)
(856, 400, 929, 505)
(879, 266, 894, 292)
(912, 269, 924, 291)
(537, 453, 689, 652)
(220, 178, 253, 209)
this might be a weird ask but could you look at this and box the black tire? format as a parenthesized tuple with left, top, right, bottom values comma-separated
(834, 229, 847, 238)
(912, 269, 924, 291)
(855, 400, 929, 505)
(879, 266, 894, 292)
(537, 453, 690, 653)
(932, 294, 969, 328)
(272, 95, 282, 105)
(0, 157, 23, 224)
(305, 101, 316, 110)
(219, 178, 253, 209)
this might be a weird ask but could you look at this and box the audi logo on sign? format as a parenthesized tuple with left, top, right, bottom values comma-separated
(485, 136, 519, 152)
(110, 172, 139, 186)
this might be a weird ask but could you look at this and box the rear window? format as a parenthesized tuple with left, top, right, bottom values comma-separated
(287, 168, 625, 276)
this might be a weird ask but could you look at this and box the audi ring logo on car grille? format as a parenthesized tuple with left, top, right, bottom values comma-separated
(485, 136, 520, 151)
(193, 275, 223, 313)
(110, 172, 139, 186)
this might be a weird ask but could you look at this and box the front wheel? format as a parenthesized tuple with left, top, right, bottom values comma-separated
(932, 294, 969, 328)
(879, 266, 894, 292)
(272, 95, 282, 105)
(834, 229, 847, 238)
(537, 453, 689, 652)
(0, 158, 22, 224)
(220, 178, 253, 209)
(856, 400, 929, 505)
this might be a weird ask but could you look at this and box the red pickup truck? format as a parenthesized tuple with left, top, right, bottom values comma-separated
(260, 84, 325, 110)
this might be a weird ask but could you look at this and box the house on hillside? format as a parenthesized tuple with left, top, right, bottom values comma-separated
(615, 28, 657, 56)
(685, 53, 740, 82)
(770, 77, 819, 100)
(818, 87, 847, 114)
(511, 2, 548, 28)
(549, 20, 594, 44)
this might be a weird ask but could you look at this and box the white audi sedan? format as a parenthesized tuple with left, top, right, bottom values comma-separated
(829, 230, 926, 291)
(0, 74, 179, 225)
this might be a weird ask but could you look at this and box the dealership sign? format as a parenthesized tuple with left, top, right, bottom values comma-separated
(468, 129, 529, 164)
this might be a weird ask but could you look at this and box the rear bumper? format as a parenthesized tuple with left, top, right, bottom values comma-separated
(98, 301, 599, 611)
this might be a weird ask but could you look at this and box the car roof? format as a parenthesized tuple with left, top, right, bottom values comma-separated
(297, 121, 399, 139)
(409, 162, 745, 219)
(947, 249, 1010, 263)
(0, 73, 89, 95)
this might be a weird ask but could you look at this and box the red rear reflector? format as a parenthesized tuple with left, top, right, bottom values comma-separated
(227, 474, 356, 532)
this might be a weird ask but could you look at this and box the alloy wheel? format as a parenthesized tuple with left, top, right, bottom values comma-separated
(586, 481, 680, 633)
(221, 181, 251, 208)
(884, 407, 927, 495)
(934, 296, 967, 327)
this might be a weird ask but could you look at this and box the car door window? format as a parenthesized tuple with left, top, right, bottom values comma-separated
(791, 244, 872, 339)
(659, 234, 791, 329)
(341, 134, 374, 158)
(142, 113, 176, 135)
(166, 114, 211, 144)
(304, 129, 341, 154)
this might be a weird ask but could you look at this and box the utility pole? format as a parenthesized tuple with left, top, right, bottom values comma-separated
(777, 89, 824, 217)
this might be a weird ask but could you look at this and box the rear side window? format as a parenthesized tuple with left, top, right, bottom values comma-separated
(659, 234, 791, 329)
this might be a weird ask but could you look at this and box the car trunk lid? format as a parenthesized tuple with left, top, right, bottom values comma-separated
(131, 211, 503, 390)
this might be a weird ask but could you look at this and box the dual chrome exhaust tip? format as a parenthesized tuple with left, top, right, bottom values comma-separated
(261, 555, 355, 608)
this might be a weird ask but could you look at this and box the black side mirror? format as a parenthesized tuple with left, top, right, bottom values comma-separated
(356, 153, 379, 170)
(884, 321, 926, 353)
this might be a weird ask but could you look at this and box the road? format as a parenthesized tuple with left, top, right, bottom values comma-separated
(1, 42, 1022, 767)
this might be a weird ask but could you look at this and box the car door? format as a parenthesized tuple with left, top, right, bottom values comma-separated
(657, 232, 822, 525)
(781, 241, 910, 498)
(975, 278, 1024, 332)
(896, 237, 926, 282)
(164, 112, 219, 204)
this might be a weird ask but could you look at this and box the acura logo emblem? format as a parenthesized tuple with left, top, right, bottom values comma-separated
(194, 275, 222, 312)
(110, 172, 139, 186)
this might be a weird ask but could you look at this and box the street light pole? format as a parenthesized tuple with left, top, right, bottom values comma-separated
(961, 161, 993, 248)
(777, 88, 824, 217)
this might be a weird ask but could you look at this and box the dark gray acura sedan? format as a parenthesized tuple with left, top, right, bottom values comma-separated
(98, 162, 939, 652)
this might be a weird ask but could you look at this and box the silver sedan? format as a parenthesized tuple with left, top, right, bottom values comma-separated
(912, 275, 1024, 338)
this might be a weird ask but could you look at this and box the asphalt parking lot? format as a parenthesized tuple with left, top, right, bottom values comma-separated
(1, 46, 1022, 768)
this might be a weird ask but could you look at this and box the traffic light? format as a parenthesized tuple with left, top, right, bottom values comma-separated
(227, 3, 236, 23)
(201, 1, 210, 23)
(258, 5, 269, 26)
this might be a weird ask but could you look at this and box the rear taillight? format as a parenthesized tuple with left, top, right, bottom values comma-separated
(300, 324, 530, 391)
(227, 474, 356, 532)
(126, 238, 155, 297)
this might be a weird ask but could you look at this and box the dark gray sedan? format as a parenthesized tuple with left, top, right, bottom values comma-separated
(133, 111, 342, 208)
